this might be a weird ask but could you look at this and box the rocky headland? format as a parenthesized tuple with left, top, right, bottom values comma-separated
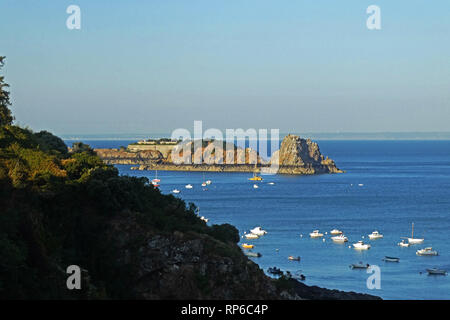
(95, 134, 343, 175)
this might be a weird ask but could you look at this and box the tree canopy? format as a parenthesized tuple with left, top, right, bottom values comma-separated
(0, 57, 14, 126)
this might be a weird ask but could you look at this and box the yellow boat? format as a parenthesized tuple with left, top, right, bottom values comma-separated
(249, 175, 263, 181)
(241, 243, 254, 249)
(248, 162, 263, 181)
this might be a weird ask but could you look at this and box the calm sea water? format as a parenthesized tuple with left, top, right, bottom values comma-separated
(67, 140, 450, 299)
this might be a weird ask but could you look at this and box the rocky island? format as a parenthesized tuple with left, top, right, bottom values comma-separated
(95, 134, 343, 175)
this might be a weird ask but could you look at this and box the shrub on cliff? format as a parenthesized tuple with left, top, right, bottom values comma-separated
(208, 223, 240, 244)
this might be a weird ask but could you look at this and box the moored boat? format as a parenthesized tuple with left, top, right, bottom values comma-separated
(350, 262, 370, 269)
(398, 240, 410, 247)
(288, 256, 300, 261)
(309, 230, 324, 238)
(426, 268, 447, 275)
(172, 189, 180, 194)
(330, 229, 343, 235)
(406, 222, 424, 244)
(245, 251, 262, 258)
(416, 247, 438, 256)
(245, 233, 259, 239)
(241, 243, 254, 249)
(331, 234, 348, 243)
(185, 184, 193, 189)
(368, 231, 383, 240)
(382, 256, 400, 262)
(353, 241, 371, 250)
(250, 226, 267, 236)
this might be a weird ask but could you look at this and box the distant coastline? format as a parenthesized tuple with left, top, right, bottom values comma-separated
(61, 132, 450, 141)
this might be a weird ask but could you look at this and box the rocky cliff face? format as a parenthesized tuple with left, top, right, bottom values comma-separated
(110, 216, 379, 300)
(270, 135, 342, 174)
(95, 148, 163, 165)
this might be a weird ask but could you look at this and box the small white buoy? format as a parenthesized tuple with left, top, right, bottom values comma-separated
(300, 234, 303, 238)
(322, 239, 325, 242)
(348, 245, 351, 248)
(325, 232, 328, 235)
(362, 236, 364, 239)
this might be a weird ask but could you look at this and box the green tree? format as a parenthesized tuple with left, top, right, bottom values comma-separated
(0, 57, 14, 126)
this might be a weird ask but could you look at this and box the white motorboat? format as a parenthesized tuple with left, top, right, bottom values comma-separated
(353, 241, 371, 250)
(200, 216, 209, 223)
(245, 233, 259, 239)
(416, 247, 438, 256)
(268, 182, 275, 185)
(201, 182, 207, 187)
(368, 231, 383, 240)
(331, 234, 348, 243)
(406, 222, 424, 244)
(185, 184, 193, 189)
(309, 230, 324, 238)
(426, 268, 447, 275)
(330, 229, 343, 235)
(172, 189, 180, 194)
(398, 240, 410, 247)
(253, 184, 259, 189)
(250, 227, 267, 236)
(206, 180, 212, 185)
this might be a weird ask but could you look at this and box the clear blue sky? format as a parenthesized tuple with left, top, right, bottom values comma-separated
(1, 0, 449, 135)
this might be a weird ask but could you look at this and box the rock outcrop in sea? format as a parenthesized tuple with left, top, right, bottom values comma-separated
(95, 135, 343, 175)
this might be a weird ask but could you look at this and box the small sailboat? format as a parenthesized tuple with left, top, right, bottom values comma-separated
(330, 229, 343, 235)
(398, 239, 410, 247)
(331, 234, 348, 243)
(416, 247, 438, 256)
(309, 230, 324, 238)
(406, 222, 424, 244)
(151, 170, 161, 187)
(250, 226, 267, 236)
(288, 256, 300, 261)
(353, 241, 371, 250)
(185, 184, 193, 189)
(201, 172, 208, 187)
(172, 189, 180, 194)
(249, 162, 263, 181)
(426, 268, 447, 275)
(241, 243, 254, 249)
(368, 231, 383, 240)
(382, 256, 400, 262)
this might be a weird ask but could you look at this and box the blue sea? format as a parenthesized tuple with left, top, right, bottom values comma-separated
(66, 139, 450, 300)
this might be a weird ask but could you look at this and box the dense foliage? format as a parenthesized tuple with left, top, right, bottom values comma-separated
(0, 57, 239, 299)
(0, 57, 14, 126)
